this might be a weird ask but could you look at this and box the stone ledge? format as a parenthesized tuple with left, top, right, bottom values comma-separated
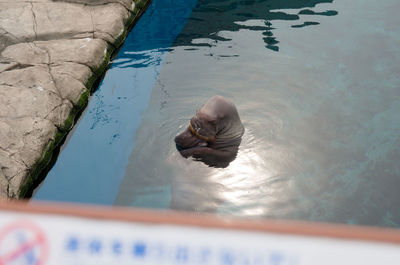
(0, 0, 151, 199)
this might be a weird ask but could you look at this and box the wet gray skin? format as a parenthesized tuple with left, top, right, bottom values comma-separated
(175, 95, 245, 168)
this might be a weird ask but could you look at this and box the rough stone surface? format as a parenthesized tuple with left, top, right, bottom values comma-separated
(0, 0, 141, 199)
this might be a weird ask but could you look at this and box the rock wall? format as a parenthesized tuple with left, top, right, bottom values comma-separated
(0, 0, 149, 199)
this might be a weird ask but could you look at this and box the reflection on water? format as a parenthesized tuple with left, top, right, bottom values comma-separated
(116, 0, 400, 228)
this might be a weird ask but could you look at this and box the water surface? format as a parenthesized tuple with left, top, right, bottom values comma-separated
(35, 0, 400, 227)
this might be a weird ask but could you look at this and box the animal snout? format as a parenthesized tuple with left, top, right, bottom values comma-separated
(174, 127, 204, 149)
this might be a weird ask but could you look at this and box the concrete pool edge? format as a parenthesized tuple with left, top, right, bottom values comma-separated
(0, 0, 152, 199)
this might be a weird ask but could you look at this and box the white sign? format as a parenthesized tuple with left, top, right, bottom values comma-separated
(0, 210, 399, 265)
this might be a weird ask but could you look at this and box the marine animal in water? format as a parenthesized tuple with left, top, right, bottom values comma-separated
(174, 95, 244, 168)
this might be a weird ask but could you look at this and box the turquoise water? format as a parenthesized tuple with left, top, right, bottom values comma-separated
(35, 0, 400, 228)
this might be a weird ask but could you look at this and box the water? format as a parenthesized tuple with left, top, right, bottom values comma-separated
(34, 0, 400, 228)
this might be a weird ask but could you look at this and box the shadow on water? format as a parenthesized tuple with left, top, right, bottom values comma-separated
(112, 0, 339, 70)
(174, 0, 338, 52)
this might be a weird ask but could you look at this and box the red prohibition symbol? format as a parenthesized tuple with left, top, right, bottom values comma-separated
(0, 220, 49, 265)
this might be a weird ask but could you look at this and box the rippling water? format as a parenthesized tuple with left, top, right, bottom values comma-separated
(35, 0, 400, 227)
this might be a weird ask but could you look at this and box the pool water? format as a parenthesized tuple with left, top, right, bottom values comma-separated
(34, 0, 400, 228)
